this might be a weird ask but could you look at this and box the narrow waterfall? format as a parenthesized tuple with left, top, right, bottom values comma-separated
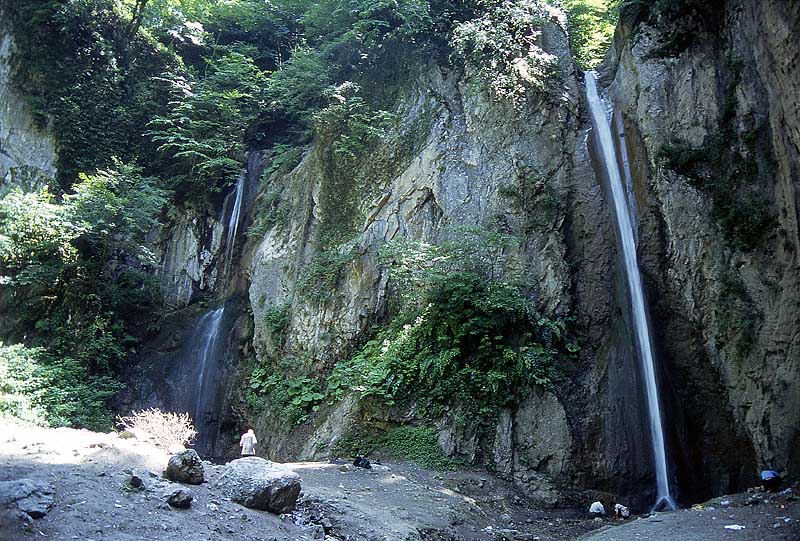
(224, 171, 246, 268)
(585, 71, 676, 511)
(188, 307, 226, 456)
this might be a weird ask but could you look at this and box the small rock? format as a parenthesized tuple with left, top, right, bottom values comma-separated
(117, 431, 135, 439)
(164, 449, 204, 485)
(163, 488, 193, 509)
(499, 513, 513, 524)
(0, 479, 55, 519)
(129, 475, 143, 489)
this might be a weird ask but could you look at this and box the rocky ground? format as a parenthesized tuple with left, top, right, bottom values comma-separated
(1, 418, 797, 541)
(582, 490, 800, 541)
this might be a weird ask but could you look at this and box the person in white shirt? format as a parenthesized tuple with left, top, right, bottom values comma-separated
(239, 428, 258, 456)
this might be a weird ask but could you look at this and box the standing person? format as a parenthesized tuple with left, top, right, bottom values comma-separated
(239, 428, 258, 456)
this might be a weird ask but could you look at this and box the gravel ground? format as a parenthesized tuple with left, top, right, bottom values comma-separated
(0, 419, 601, 541)
(3, 419, 796, 541)
(581, 490, 800, 541)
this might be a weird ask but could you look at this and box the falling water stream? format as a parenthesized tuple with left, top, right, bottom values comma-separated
(187, 307, 225, 456)
(224, 171, 245, 269)
(585, 71, 676, 511)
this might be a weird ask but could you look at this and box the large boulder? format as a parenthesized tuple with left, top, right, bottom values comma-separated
(215, 457, 301, 513)
(0, 479, 54, 519)
(164, 449, 204, 485)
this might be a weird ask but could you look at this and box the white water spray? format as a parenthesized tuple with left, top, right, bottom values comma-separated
(193, 307, 225, 436)
(585, 71, 676, 511)
(224, 172, 245, 268)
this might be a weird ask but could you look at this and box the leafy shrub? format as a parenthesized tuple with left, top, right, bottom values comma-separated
(3, 0, 178, 186)
(248, 364, 324, 425)
(147, 52, 267, 202)
(333, 425, 461, 469)
(0, 344, 48, 425)
(0, 163, 166, 430)
(262, 303, 291, 345)
(296, 247, 359, 301)
(451, 0, 558, 106)
(327, 228, 572, 418)
(117, 408, 197, 449)
(0, 343, 123, 430)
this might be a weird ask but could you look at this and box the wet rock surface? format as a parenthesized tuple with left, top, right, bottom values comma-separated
(605, 0, 800, 497)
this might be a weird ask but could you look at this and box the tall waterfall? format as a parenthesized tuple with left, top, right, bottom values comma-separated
(224, 171, 245, 268)
(585, 71, 676, 511)
(188, 307, 225, 456)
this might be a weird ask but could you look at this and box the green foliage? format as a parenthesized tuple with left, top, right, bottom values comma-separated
(327, 228, 571, 418)
(2, 0, 178, 186)
(313, 82, 397, 242)
(261, 46, 333, 140)
(314, 83, 397, 162)
(262, 303, 291, 345)
(451, 0, 558, 106)
(333, 425, 462, 469)
(67, 160, 168, 264)
(147, 53, 267, 202)
(248, 363, 324, 425)
(0, 190, 80, 288)
(0, 343, 122, 430)
(296, 247, 359, 301)
(556, 0, 618, 68)
(0, 163, 165, 430)
(384, 426, 461, 469)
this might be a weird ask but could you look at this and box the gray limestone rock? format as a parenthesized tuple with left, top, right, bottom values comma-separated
(215, 457, 301, 514)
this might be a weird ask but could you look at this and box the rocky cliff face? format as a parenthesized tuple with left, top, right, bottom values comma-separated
(229, 0, 800, 509)
(0, 17, 56, 189)
(236, 10, 665, 508)
(604, 0, 800, 501)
